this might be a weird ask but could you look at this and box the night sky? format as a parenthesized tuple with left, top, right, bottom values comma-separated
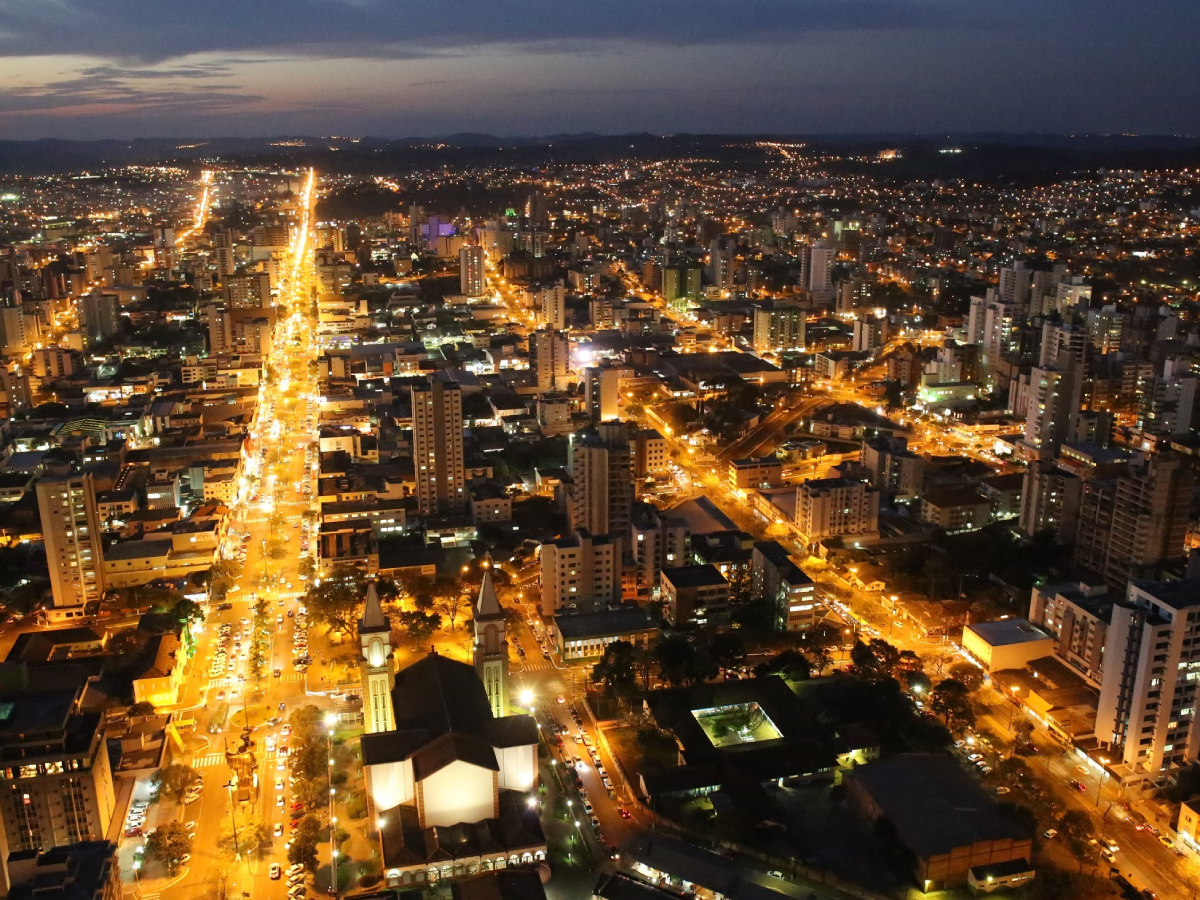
(0, 0, 1196, 139)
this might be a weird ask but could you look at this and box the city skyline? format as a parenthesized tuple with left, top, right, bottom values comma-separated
(0, 0, 1197, 139)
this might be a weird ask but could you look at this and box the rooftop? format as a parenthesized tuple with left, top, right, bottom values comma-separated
(965, 618, 1052, 647)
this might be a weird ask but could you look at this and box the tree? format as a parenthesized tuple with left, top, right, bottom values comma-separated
(152, 764, 201, 804)
(709, 632, 745, 679)
(996, 757, 1033, 786)
(396, 610, 441, 649)
(755, 649, 811, 682)
(219, 805, 270, 861)
(655, 635, 696, 687)
(592, 640, 638, 707)
(947, 662, 984, 692)
(145, 821, 192, 874)
(304, 568, 364, 632)
(850, 638, 902, 679)
(128, 701, 157, 717)
(929, 678, 975, 730)
(288, 816, 323, 872)
(437, 589, 468, 631)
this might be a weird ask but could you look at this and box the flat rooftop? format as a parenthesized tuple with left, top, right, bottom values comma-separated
(966, 619, 1052, 647)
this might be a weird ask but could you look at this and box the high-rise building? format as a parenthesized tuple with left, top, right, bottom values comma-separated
(1096, 580, 1200, 778)
(852, 315, 888, 354)
(538, 530, 618, 617)
(1074, 453, 1193, 588)
(1023, 362, 1082, 460)
(77, 293, 120, 345)
(751, 301, 805, 353)
(459, 246, 485, 297)
(36, 473, 106, 610)
(630, 429, 668, 481)
(567, 421, 633, 540)
(535, 281, 566, 330)
(860, 436, 924, 500)
(0, 686, 116, 894)
(997, 262, 1032, 309)
(224, 271, 271, 309)
(211, 229, 236, 278)
(583, 366, 619, 422)
(531, 330, 569, 393)
(1140, 360, 1197, 438)
(412, 378, 466, 518)
(473, 568, 508, 718)
(806, 245, 835, 297)
(1018, 461, 1082, 541)
(752, 541, 818, 633)
(359, 582, 395, 735)
(0, 305, 29, 357)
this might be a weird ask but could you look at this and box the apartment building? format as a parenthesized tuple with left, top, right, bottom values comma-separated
(412, 378, 466, 518)
(1096, 580, 1200, 780)
(538, 530, 618, 617)
(36, 474, 106, 612)
(794, 477, 880, 547)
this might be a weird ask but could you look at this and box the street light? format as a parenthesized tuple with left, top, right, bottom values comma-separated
(326, 713, 338, 898)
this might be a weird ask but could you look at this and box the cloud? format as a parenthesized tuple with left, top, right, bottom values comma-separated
(0, 0, 1021, 63)
(0, 62, 262, 116)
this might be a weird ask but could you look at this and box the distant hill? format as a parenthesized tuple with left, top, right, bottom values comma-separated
(0, 133, 1197, 180)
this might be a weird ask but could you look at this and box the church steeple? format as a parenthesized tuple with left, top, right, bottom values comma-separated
(359, 582, 395, 734)
(473, 565, 509, 717)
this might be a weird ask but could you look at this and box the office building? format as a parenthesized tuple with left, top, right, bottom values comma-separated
(1097, 580, 1200, 779)
(1074, 453, 1192, 588)
(567, 421, 633, 540)
(0, 687, 117, 895)
(539, 530, 619, 616)
(794, 478, 880, 547)
(412, 378, 467, 518)
(36, 474, 106, 611)
(459, 246, 485, 297)
(77, 294, 120, 345)
(530, 330, 569, 393)
(751, 301, 805, 354)
(583, 366, 619, 422)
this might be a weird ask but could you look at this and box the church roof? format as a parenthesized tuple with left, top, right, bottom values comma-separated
(361, 652, 538, 768)
(475, 568, 503, 621)
(359, 582, 389, 634)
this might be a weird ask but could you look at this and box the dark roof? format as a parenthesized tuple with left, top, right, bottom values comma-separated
(849, 753, 1031, 859)
(359, 653, 536, 767)
(379, 792, 544, 870)
(661, 565, 727, 589)
(552, 607, 655, 641)
(452, 869, 548, 900)
(593, 872, 680, 900)
(6, 841, 116, 900)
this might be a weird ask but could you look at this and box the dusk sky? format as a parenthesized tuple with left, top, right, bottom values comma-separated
(0, 0, 1196, 140)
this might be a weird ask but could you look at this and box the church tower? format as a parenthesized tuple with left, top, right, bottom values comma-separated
(473, 566, 509, 718)
(359, 582, 395, 734)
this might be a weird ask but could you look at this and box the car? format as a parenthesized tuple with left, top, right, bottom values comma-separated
(995, 786, 1010, 795)
(277, 795, 285, 807)
(590, 816, 601, 830)
(608, 845, 620, 861)
(287, 864, 304, 876)
(276, 778, 285, 791)
(270, 864, 282, 880)
(124, 827, 143, 838)
(556, 694, 565, 704)
(1070, 780, 1087, 792)
(274, 823, 284, 837)
(217, 690, 226, 700)
(1102, 838, 1119, 853)
(288, 888, 306, 899)
(184, 821, 198, 833)
(1159, 834, 1174, 848)
(618, 807, 631, 819)
(979, 765, 993, 775)
(1100, 847, 1116, 863)
(582, 799, 594, 814)
(967, 753, 983, 762)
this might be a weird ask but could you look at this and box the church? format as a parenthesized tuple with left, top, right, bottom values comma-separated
(358, 570, 545, 888)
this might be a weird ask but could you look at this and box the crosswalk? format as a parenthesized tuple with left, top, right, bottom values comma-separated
(193, 753, 226, 769)
(520, 660, 555, 673)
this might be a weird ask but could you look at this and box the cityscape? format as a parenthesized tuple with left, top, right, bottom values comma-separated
(0, 50, 1197, 900)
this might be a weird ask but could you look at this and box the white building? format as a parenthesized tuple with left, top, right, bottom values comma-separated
(794, 477, 880, 547)
(538, 530, 618, 617)
(36, 474, 106, 611)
